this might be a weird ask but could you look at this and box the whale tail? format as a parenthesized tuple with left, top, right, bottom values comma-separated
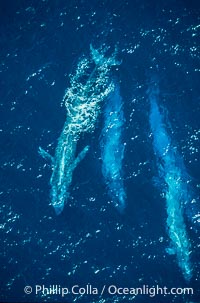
(54, 204, 64, 216)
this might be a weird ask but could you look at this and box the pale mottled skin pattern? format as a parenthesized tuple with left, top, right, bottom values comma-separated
(148, 78, 193, 281)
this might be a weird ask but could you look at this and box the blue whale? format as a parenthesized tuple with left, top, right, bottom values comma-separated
(39, 46, 119, 214)
(147, 75, 193, 281)
(100, 82, 126, 213)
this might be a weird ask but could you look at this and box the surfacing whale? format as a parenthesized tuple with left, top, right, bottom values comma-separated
(100, 81, 126, 213)
(147, 75, 193, 281)
(39, 45, 119, 215)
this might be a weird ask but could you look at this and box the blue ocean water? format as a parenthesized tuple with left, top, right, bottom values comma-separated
(0, 1, 200, 302)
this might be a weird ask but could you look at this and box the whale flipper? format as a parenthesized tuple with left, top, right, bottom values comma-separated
(38, 147, 54, 165)
(166, 247, 176, 255)
(73, 145, 89, 170)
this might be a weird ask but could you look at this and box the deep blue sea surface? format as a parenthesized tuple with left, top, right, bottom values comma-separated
(0, 1, 200, 302)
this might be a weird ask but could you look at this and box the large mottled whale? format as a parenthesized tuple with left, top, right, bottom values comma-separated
(100, 81, 126, 213)
(39, 136, 89, 215)
(147, 75, 193, 281)
(39, 45, 118, 215)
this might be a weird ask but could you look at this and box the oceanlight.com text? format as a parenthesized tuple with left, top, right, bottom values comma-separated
(24, 284, 194, 298)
